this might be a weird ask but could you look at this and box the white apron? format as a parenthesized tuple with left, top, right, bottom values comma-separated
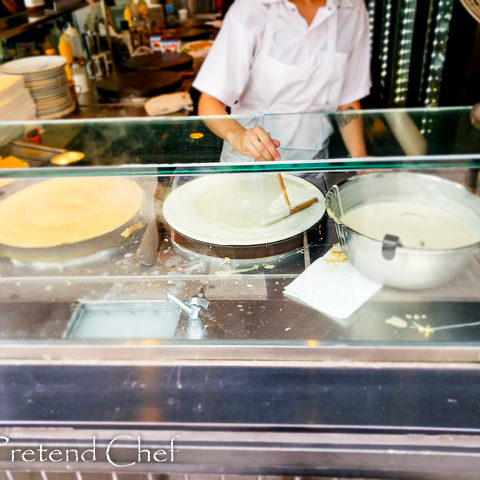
(220, 0, 349, 163)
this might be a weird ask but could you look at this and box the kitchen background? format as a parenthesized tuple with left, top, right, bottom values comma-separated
(0, 0, 480, 112)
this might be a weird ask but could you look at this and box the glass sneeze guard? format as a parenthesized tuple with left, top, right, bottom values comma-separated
(0, 107, 479, 177)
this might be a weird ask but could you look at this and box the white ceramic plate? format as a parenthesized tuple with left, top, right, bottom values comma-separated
(27, 78, 67, 89)
(163, 173, 325, 246)
(38, 101, 75, 119)
(36, 96, 71, 107)
(32, 91, 70, 101)
(33, 91, 71, 103)
(0, 56, 66, 75)
(23, 69, 65, 80)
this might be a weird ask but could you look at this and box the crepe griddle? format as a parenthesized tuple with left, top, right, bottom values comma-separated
(0, 180, 147, 264)
(162, 173, 327, 260)
(120, 52, 193, 72)
(96, 71, 183, 99)
(169, 219, 325, 260)
(0, 213, 146, 263)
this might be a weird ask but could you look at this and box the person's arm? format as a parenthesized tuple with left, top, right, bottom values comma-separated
(335, 0, 371, 158)
(198, 92, 280, 161)
(193, 1, 279, 161)
(336, 100, 367, 158)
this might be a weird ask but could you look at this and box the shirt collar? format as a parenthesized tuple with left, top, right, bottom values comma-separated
(260, 0, 355, 7)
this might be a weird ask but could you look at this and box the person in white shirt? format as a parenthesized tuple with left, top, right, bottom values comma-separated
(193, 0, 371, 163)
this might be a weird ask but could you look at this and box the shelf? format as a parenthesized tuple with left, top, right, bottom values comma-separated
(0, 1, 87, 42)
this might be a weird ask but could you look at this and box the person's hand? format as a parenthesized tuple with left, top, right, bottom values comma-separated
(229, 126, 281, 161)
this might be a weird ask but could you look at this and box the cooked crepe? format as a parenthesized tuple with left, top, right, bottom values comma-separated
(0, 177, 143, 248)
(163, 173, 325, 246)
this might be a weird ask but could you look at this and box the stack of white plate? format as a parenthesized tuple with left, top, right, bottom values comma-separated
(0, 56, 75, 120)
(0, 73, 36, 122)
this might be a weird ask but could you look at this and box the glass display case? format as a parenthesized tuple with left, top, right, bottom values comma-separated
(0, 106, 479, 478)
(0, 106, 479, 362)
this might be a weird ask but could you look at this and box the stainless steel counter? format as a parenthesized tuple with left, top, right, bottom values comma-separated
(0, 221, 479, 362)
(1, 363, 480, 478)
(0, 174, 479, 361)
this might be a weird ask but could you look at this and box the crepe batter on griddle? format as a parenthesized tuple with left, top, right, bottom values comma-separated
(0, 177, 143, 248)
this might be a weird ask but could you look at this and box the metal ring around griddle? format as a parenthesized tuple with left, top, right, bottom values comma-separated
(167, 215, 326, 260)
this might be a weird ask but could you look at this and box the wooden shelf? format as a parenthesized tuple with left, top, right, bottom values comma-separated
(0, 1, 87, 42)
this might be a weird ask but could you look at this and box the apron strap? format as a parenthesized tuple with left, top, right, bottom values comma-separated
(327, 5, 338, 76)
(258, 1, 278, 58)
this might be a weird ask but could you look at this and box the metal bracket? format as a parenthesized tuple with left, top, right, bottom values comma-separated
(167, 293, 209, 339)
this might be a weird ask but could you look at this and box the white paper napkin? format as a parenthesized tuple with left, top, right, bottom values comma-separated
(144, 92, 193, 116)
(284, 245, 383, 319)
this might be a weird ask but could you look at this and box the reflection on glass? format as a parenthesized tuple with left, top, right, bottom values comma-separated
(0, 109, 479, 174)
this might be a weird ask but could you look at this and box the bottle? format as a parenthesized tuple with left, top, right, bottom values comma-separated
(130, 0, 138, 16)
(104, 4, 115, 30)
(120, 20, 134, 55)
(71, 62, 89, 94)
(42, 38, 55, 54)
(64, 23, 84, 60)
(130, 27, 141, 49)
(165, 0, 176, 24)
(124, 4, 134, 27)
(58, 35, 73, 82)
(138, 0, 148, 17)
(58, 34, 74, 63)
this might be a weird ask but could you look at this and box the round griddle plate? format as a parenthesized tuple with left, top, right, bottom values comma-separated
(163, 173, 327, 260)
(96, 71, 183, 99)
(120, 52, 193, 72)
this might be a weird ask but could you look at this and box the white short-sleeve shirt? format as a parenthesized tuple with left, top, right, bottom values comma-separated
(193, 0, 371, 109)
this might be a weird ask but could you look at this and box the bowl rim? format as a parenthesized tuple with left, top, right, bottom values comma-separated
(325, 172, 480, 253)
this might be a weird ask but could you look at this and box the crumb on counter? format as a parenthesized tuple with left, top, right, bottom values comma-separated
(385, 316, 408, 328)
(325, 243, 348, 264)
(121, 222, 144, 238)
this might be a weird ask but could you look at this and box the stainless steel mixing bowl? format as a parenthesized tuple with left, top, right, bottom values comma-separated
(325, 172, 480, 289)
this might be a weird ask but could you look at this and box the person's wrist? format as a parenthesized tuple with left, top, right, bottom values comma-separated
(350, 150, 368, 158)
(226, 127, 246, 151)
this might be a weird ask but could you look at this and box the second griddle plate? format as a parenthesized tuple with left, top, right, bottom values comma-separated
(120, 52, 193, 72)
(96, 71, 183, 100)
